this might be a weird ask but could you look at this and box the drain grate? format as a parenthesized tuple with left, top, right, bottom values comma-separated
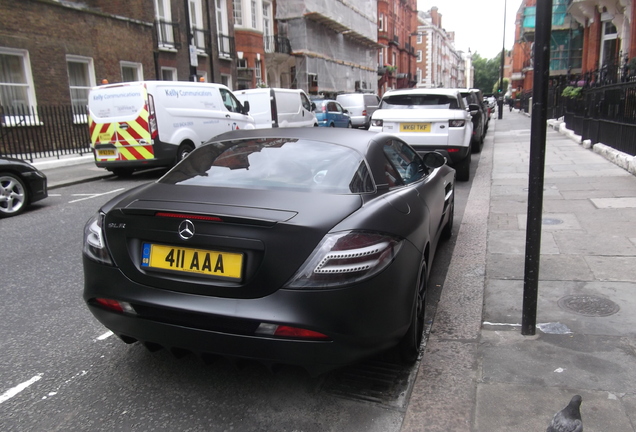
(557, 295, 620, 317)
(321, 355, 417, 409)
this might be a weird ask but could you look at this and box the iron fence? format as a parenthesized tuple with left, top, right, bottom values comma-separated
(0, 105, 91, 162)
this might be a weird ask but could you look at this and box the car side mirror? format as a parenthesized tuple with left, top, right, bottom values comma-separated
(311, 102, 316, 111)
(242, 100, 250, 115)
(468, 103, 480, 116)
(343, 109, 349, 114)
(422, 151, 447, 169)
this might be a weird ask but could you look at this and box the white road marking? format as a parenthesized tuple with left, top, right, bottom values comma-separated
(68, 188, 125, 203)
(0, 374, 42, 404)
(96, 331, 113, 341)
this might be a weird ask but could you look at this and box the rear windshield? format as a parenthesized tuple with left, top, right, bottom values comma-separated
(380, 94, 460, 110)
(337, 95, 360, 106)
(160, 138, 374, 194)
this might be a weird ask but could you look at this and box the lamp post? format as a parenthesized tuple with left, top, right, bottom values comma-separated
(498, 0, 507, 119)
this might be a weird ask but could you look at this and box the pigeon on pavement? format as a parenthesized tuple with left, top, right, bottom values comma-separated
(546, 395, 583, 432)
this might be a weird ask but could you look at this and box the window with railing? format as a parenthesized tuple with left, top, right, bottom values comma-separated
(216, 0, 231, 57)
(155, 0, 176, 48)
(189, 0, 206, 50)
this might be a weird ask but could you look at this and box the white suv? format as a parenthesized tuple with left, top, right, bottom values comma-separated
(369, 88, 473, 181)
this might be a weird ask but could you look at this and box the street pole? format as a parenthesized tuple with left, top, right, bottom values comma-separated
(521, 0, 553, 336)
(497, 0, 507, 119)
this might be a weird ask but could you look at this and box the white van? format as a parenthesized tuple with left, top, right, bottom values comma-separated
(88, 81, 254, 176)
(235, 88, 317, 129)
(336, 93, 380, 129)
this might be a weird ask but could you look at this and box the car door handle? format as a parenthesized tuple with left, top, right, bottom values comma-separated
(226, 114, 231, 118)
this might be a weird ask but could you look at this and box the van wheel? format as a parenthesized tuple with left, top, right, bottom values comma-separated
(177, 143, 195, 163)
(329, 123, 335, 127)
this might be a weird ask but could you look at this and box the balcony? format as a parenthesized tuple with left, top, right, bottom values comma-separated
(155, 19, 181, 50)
(217, 34, 235, 59)
(264, 36, 292, 55)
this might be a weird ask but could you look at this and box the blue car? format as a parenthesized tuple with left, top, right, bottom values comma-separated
(313, 99, 352, 128)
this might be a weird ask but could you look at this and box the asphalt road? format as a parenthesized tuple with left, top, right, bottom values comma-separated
(0, 154, 479, 431)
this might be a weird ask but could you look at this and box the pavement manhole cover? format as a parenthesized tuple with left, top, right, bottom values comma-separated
(557, 295, 620, 317)
(542, 218, 563, 225)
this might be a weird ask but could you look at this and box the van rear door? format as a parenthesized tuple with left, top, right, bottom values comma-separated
(88, 83, 154, 164)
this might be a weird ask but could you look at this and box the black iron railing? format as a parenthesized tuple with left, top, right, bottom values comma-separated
(0, 105, 91, 161)
(264, 36, 291, 55)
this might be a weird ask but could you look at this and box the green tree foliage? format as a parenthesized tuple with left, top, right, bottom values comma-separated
(473, 52, 504, 95)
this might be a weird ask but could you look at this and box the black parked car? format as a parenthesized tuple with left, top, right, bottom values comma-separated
(459, 89, 487, 153)
(82, 128, 455, 375)
(0, 157, 48, 218)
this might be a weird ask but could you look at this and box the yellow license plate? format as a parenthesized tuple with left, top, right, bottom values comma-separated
(97, 149, 117, 157)
(400, 123, 431, 132)
(141, 243, 243, 280)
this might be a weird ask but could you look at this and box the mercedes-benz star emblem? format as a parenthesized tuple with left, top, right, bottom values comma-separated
(178, 219, 195, 240)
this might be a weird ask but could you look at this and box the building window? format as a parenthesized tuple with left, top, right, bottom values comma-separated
(417, 50, 422, 62)
(417, 33, 422, 44)
(121, 62, 142, 82)
(0, 49, 36, 111)
(416, 68, 422, 83)
(161, 67, 177, 80)
(263, 2, 273, 52)
(233, 0, 243, 26)
(379, 49, 384, 68)
(155, 0, 175, 48)
(251, 0, 257, 29)
(379, 14, 384, 31)
(67, 55, 95, 122)
(255, 58, 262, 84)
(216, 0, 231, 57)
(189, 0, 205, 50)
(599, 20, 618, 67)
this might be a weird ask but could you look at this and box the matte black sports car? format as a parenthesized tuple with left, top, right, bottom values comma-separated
(0, 157, 48, 218)
(83, 128, 455, 374)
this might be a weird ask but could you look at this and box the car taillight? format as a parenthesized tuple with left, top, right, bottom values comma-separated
(362, 109, 367, 116)
(449, 120, 465, 127)
(322, 105, 327, 113)
(285, 231, 403, 289)
(95, 298, 136, 314)
(255, 323, 329, 340)
(148, 94, 158, 139)
(83, 212, 114, 266)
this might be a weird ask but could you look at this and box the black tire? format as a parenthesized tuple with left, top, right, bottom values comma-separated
(471, 134, 483, 153)
(347, 122, 352, 128)
(455, 154, 471, 182)
(399, 262, 427, 364)
(329, 123, 335, 127)
(0, 172, 28, 218)
(177, 143, 195, 163)
(441, 191, 455, 240)
(109, 168, 134, 177)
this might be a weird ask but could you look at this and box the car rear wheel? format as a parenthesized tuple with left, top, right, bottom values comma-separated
(455, 154, 471, 181)
(0, 172, 28, 218)
(471, 134, 484, 153)
(399, 261, 427, 364)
